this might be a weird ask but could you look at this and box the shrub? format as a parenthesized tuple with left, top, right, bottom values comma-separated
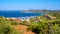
(0, 18, 23, 34)
(27, 19, 60, 34)
(11, 22, 18, 25)
(20, 20, 29, 26)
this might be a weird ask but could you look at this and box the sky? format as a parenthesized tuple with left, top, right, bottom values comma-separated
(0, 0, 60, 10)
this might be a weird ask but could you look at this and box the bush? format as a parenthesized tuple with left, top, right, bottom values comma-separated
(27, 19, 60, 34)
(11, 22, 18, 25)
(27, 23, 41, 34)
(0, 18, 23, 34)
(20, 20, 30, 26)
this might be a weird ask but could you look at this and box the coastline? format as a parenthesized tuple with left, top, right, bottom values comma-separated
(3, 16, 38, 21)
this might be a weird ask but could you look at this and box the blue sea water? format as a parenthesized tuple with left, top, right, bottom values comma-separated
(0, 11, 42, 18)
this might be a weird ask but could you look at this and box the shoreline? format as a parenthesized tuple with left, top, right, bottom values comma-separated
(3, 16, 38, 21)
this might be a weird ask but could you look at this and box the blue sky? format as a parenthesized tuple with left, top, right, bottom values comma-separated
(0, 0, 60, 10)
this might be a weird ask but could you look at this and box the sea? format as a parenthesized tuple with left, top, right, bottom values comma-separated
(0, 11, 43, 19)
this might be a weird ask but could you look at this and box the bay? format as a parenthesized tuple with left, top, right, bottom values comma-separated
(0, 11, 42, 18)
